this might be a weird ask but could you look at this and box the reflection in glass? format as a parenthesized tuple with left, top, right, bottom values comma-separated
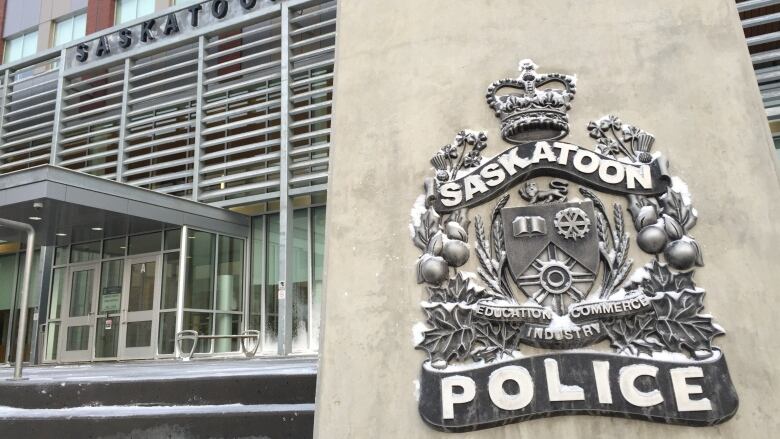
(0, 254, 15, 314)
(215, 314, 240, 353)
(95, 316, 120, 357)
(184, 312, 212, 353)
(69, 269, 93, 317)
(54, 246, 68, 266)
(128, 261, 155, 312)
(103, 237, 126, 258)
(126, 321, 152, 348)
(49, 268, 65, 320)
(71, 241, 100, 263)
(158, 311, 176, 355)
(216, 236, 243, 312)
(161, 252, 179, 310)
(250, 217, 264, 331)
(291, 209, 309, 352)
(311, 206, 326, 351)
(185, 231, 215, 310)
(66, 325, 89, 351)
(264, 214, 280, 351)
(164, 228, 181, 250)
(128, 232, 161, 256)
(45, 322, 59, 361)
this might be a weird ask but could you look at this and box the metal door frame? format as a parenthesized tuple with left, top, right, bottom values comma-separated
(118, 254, 162, 360)
(58, 262, 100, 362)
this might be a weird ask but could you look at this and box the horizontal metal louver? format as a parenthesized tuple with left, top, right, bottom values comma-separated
(0, 55, 60, 172)
(287, 0, 336, 195)
(0, 0, 336, 210)
(199, 14, 283, 207)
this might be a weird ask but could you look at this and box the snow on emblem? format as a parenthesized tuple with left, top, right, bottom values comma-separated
(410, 58, 738, 432)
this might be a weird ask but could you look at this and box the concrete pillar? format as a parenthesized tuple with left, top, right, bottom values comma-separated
(314, 0, 780, 437)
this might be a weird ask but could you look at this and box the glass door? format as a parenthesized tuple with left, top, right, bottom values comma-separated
(59, 264, 99, 362)
(94, 260, 124, 360)
(118, 256, 161, 359)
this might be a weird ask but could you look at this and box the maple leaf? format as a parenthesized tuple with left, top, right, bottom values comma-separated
(471, 345, 502, 363)
(630, 259, 695, 295)
(427, 272, 485, 304)
(471, 320, 524, 362)
(651, 289, 724, 354)
(417, 305, 475, 363)
(660, 187, 697, 231)
(413, 207, 441, 251)
(603, 312, 663, 356)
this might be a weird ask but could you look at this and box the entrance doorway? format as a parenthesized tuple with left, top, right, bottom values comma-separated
(119, 256, 161, 360)
(60, 263, 99, 362)
(58, 255, 162, 362)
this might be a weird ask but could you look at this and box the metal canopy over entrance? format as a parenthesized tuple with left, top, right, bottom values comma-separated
(0, 165, 249, 243)
(0, 165, 251, 365)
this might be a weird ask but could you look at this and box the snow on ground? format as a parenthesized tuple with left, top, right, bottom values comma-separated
(0, 403, 315, 419)
(0, 357, 317, 383)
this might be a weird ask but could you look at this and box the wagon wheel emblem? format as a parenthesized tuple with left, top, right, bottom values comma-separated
(515, 245, 596, 314)
(554, 207, 591, 240)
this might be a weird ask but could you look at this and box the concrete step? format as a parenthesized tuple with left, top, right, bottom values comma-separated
(0, 367, 316, 409)
(0, 403, 314, 439)
(0, 357, 316, 409)
(0, 357, 317, 438)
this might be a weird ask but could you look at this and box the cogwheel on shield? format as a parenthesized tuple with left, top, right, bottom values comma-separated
(554, 207, 591, 240)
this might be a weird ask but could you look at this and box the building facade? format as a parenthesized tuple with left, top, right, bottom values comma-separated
(0, 0, 335, 366)
(0, 1, 777, 438)
(737, 0, 780, 159)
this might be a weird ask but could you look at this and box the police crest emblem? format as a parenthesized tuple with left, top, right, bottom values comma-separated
(410, 59, 738, 431)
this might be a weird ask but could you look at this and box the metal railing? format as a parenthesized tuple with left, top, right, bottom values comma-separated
(0, 0, 335, 208)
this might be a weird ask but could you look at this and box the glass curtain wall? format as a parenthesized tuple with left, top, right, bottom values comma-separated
(182, 229, 245, 354)
(8, 249, 40, 363)
(45, 227, 246, 361)
(45, 228, 182, 362)
(250, 205, 325, 353)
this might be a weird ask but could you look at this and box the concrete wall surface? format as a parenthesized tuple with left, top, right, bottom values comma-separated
(315, 0, 780, 438)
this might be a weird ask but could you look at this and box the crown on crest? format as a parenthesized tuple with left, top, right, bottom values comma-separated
(486, 59, 576, 144)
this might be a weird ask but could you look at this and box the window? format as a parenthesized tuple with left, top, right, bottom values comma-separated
(182, 230, 246, 354)
(116, 0, 156, 25)
(774, 135, 780, 162)
(250, 206, 325, 354)
(4, 30, 38, 63)
(53, 13, 86, 47)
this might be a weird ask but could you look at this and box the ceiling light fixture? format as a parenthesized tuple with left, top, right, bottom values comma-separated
(28, 216, 42, 221)
(56, 233, 67, 237)
(91, 227, 103, 231)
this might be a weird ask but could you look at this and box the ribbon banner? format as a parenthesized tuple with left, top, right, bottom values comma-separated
(474, 296, 652, 349)
(419, 351, 738, 432)
(430, 142, 670, 212)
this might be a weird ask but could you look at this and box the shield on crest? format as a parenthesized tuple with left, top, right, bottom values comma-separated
(501, 200, 599, 314)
